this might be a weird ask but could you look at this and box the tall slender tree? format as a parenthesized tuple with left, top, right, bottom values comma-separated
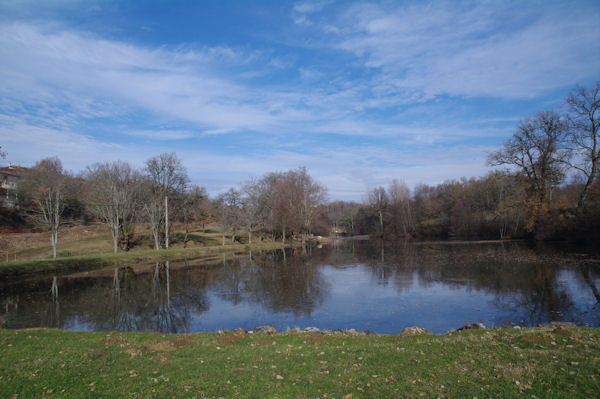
(18, 157, 67, 258)
(565, 82, 600, 210)
(368, 186, 388, 236)
(143, 153, 189, 250)
(83, 161, 141, 252)
(488, 111, 569, 229)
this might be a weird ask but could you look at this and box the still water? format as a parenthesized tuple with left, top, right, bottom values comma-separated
(1, 240, 599, 334)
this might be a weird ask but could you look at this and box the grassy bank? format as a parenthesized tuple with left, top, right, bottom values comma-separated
(0, 327, 598, 398)
(0, 241, 297, 278)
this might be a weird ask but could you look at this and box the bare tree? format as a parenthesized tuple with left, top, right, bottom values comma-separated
(253, 172, 282, 240)
(215, 188, 242, 245)
(296, 167, 327, 248)
(272, 171, 303, 245)
(18, 157, 67, 258)
(240, 194, 257, 244)
(488, 111, 569, 227)
(368, 186, 388, 236)
(179, 185, 208, 247)
(83, 161, 141, 252)
(0, 145, 6, 159)
(565, 82, 600, 210)
(143, 153, 189, 250)
(327, 201, 361, 236)
(388, 179, 413, 237)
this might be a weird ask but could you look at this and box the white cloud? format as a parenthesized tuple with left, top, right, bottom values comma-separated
(3, 2, 596, 201)
(292, 1, 330, 25)
(0, 23, 277, 134)
(0, 115, 133, 170)
(329, 1, 600, 99)
(124, 129, 196, 140)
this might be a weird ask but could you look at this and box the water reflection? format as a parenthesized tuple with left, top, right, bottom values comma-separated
(0, 241, 598, 334)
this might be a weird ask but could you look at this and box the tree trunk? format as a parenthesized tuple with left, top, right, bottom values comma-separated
(51, 230, 57, 258)
(153, 228, 161, 250)
(281, 226, 285, 245)
(165, 196, 169, 249)
(577, 165, 597, 211)
(183, 221, 189, 248)
(112, 227, 119, 253)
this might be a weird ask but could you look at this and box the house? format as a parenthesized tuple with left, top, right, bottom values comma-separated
(0, 164, 25, 208)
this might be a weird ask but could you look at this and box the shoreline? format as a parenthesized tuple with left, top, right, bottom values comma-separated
(0, 240, 301, 279)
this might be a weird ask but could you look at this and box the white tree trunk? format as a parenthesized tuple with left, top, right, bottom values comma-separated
(165, 196, 169, 249)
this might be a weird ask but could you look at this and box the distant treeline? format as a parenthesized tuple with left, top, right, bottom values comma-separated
(1, 82, 598, 252)
(332, 82, 600, 243)
(330, 171, 599, 243)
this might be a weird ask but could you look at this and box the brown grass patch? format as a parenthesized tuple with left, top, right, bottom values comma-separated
(154, 353, 174, 362)
(122, 345, 147, 358)
(148, 340, 178, 352)
(147, 336, 194, 352)
(552, 327, 571, 336)
(520, 335, 546, 343)
(171, 335, 195, 347)
(103, 336, 127, 345)
(309, 335, 327, 344)
(217, 335, 243, 346)
(257, 339, 276, 346)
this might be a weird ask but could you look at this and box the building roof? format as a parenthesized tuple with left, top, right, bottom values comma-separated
(0, 165, 26, 177)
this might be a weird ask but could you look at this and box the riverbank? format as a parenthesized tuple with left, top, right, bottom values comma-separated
(0, 241, 298, 278)
(0, 327, 598, 398)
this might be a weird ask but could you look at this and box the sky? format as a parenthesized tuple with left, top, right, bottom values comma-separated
(0, 0, 599, 201)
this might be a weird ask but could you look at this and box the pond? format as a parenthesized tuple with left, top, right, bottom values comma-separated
(1, 240, 599, 334)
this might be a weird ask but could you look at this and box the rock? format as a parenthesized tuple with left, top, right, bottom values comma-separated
(457, 322, 486, 331)
(540, 321, 575, 328)
(401, 326, 427, 336)
(513, 325, 521, 329)
(254, 325, 277, 334)
(304, 326, 320, 333)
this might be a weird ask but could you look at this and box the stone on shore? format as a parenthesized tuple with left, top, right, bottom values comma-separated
(254, 325, 277, 334)
(401, 326, 428, 335)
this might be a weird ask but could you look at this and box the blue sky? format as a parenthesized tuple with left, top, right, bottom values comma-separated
(1, 0, 599, 201)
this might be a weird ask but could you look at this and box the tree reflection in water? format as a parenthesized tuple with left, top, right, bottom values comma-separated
(0, 241, 598, 333)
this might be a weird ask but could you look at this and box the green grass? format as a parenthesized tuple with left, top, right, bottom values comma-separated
(0, 327, 598, 398)
(0, 241, 296, 278)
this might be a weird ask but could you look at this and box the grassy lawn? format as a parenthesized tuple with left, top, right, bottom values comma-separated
(0, 327, 598, 398)
(0, 224, 300, 278)
(0, 241, 296, 278)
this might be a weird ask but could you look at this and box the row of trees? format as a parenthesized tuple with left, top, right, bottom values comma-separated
(214, 167, 328, 247)
(345, 82, 598, 241)
(15, 153, 209, 257)
(4, 82, 598, 251)
(13, 155, 328, 257)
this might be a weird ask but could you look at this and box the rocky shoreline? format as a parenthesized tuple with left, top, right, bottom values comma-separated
(237, 321, 582, 336)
